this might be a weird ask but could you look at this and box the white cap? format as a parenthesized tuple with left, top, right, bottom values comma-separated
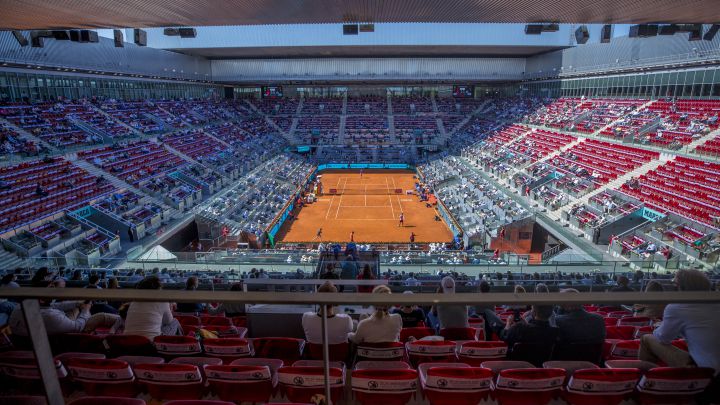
(441, 276, 455, 293)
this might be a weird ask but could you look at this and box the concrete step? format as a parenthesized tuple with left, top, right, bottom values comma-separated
(0, 248, 26, 270)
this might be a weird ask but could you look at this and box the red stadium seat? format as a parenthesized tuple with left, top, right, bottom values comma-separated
(203, 338, 253, 362)
(68, 398, 146, 405)
(458, 341, 508, 366)
(605, 326, 637, 340)
(252, 338, 305, 365)
(354, 361, 411, 370)
(115, 356, 164, 367)
(66, 358, 137, 398)
(543, 361, 598, 381)
(53, 333, 107, 355)
(205, 364, 275, 403)
(636, 367, 715, 405)
(421, 366, 493, 405)
(605, 360, 658, 373)
(306, 342, 349, 363)
(174, 315, 201, 327)
(0, 351, 68, 395)
(153, 335, 202, 358)
(351, 368, 419, 405)
(55, 352, 106, 364)
(406, 340, 457, 367)
(494, 368, 566, 405)
(607, 340, 640, 361)
(278, 366, 345, 403)
(617, 317, 653, 327)
(200, 316, 233, 327)
(134, 363, 205, 400)
(169, 357, 223, 377)
(439, 327, 477, 341)
(356, 342, 406, 363)
(480, 360, 534, 375)
(163, 402, 234, 405)
(399, 327, 435, 342)
(564, 368, 641, 405)
(105, 335, 156, 358)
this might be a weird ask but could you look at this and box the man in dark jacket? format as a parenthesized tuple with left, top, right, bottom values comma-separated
(499, 305, 559, 357)
(555, 288, 606, 348)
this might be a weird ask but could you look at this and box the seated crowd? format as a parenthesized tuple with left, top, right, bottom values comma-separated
(0, 268, 718, 404)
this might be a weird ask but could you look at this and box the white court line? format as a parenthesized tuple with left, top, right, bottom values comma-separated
(391, 177, 404, 218)
(334, 178, 346, 219)
(324, 195, 336, 220)
(340, 205, 394, 208)
(334, 218, 397, 221)
(322, 176, 342, 220)
(386, 177, 396, 220)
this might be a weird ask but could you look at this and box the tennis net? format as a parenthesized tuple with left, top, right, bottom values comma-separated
(325, 187, 404, 195)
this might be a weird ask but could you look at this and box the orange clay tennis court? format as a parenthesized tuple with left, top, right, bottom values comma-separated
(275, 169, 455, 244)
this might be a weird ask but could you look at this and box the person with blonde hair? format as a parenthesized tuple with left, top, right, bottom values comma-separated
(639, 269, 720, 374)
(348, 285, 402, 343)
(302, 281, 353, 345)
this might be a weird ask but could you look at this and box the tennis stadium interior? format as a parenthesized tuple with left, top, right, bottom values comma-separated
(1, 1, 720, 404)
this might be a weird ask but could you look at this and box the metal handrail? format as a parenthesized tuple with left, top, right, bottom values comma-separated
(3, 288, 718, 305)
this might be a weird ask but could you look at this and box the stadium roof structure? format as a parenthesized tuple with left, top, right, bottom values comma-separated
(1, 0, 719, 29)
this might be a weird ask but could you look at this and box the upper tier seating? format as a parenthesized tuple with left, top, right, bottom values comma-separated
(301, 97, 343, 114)
(0, 122, 44, 157)
(295, 116, 340, 144)
(345, 116, 390, 145)
(620, 156, 720, 227)
(392, 96, 434, 114)
(0, 157, 114, 232)
(346, 96, 387, 115)
(98, 100, 164, 134)
(1, 102, 102, 148)
(251, 98, 299, 115)
(78, 141, 187, 186)
(551, 139, 658, 185)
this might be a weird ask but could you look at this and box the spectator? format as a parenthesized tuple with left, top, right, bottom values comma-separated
(357, 264, 376, 293)
(1, 273, 20, 289)
(391, 291, 426, 328)
(207, 283, 246, 317)
(523, 283, 556, 326)
(633, 280, 666, 319)
(611, 275, 635, 292)
(554, 288, 606, 346)
(106, 277, 123, 310)
(31, 267, 52, 287)
(497, 305, 559, 356)
(340, 255, 358, 279)
(122, 276, 182, 340)
(9, 286, 119, 336)
(433, 276, 469, 329)
(404, 272, 420, 287)
(176, 276, 204, 314)
(302, 281, 353, 345)
(127, 269, 144, 284)
(320, 264, 339, 280)
(534, 283, 549, 293)
(85, 274, 102, 289)
(639, 269, 720, 374)
(70, 269, 83, 281)
(349, 285, 402, 343)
